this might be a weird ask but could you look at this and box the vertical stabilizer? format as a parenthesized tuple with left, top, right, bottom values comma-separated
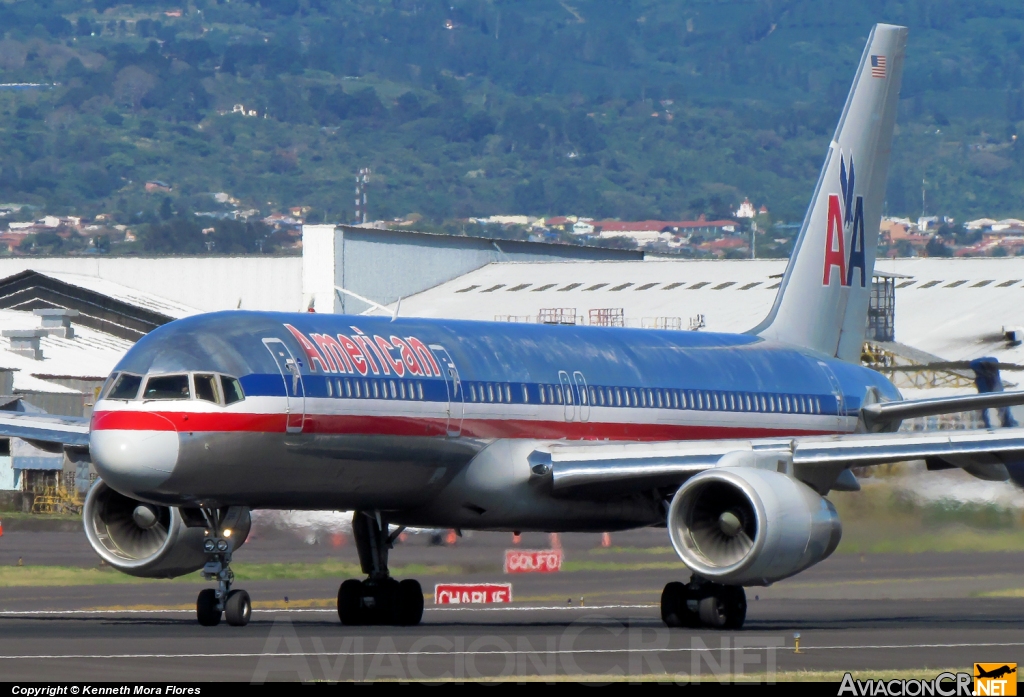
(752, 24, 907, 362)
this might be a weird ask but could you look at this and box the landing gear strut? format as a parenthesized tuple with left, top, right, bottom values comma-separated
(337, 511, 424, 626)
(661, 578, 746, 629)
(196, 507, 251, 627)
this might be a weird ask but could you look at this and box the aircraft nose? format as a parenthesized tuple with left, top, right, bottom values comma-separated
(89, 413, 179, 496)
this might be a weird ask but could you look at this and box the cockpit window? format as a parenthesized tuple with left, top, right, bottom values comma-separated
(143, 374, 191, 400)
(107, 373, 142, 400)
(221, 376, 244, 405)
(194, 374, 219, 404)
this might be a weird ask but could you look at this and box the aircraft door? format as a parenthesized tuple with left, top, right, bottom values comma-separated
(816, 360, 845, 430)
(573, 371, 590, 422)
(264, 338, 305, 433)
(430, 345, 464, 438)
(558, 370, 575, 421)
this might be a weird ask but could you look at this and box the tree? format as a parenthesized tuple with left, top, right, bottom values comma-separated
(113, 66, 157, 113)
(925, 236, 953, 257)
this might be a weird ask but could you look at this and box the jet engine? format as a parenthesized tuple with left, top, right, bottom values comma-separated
(83, 480, 250, 578)
(667, 467, 841, 586)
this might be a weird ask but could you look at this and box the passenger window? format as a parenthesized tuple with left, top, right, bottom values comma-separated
(539, 385, 546, 404)
(195, 374, 219, 403)
(505, 384, 512, 402)
(417, 382, 424, 400)
(469, 384, 477, 402)
(326, 379, 333, 398)
(107, 373, 142, 400)
(522, 384, 529, 403)
(389, 380, 397, 398)
(143, 374, 191, 400)
(487, 384, 494, 402)
(555, 386, 564, 404)
(344, 379, 352, 397)
(372, 381, 380, 399)
(221, 376, 244, 405)
(400, 382, 406, 400)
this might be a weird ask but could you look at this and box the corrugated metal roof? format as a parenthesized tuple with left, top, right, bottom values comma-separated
(40, 272, 199, 318)
(396, 257, 1024, 369)
(0, 309, 132, 384)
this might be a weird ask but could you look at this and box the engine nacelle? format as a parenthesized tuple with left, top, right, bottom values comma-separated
(667, 467, 841, 586)
(83, 480, 251, 579)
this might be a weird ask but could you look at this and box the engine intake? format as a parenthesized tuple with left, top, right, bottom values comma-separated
(668, 467, 841, 586)
(83, 480, 250, 579)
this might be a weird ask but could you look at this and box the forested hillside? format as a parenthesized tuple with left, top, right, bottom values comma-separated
(1, 0, 1024, 228)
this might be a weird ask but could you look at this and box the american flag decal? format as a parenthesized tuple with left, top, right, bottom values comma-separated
(870, 55, 886, 78)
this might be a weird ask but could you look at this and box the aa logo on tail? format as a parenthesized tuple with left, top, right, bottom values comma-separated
(822, 153, 867, 288)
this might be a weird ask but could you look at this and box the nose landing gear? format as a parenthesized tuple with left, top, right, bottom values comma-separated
(337, 511, 424, 626)
(196, 507, 251, 627)
(661, 578, 746, 629)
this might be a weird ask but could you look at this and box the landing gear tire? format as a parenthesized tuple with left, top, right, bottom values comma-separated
(197, 588, 222, 627)
(660, 581, 698, 628)
(338, 579, 365, 625)
(225, 589, 252, 627)
(661, 582, 745, 629)
(337, 578, 423, 626)
(394, 579, 424, 626)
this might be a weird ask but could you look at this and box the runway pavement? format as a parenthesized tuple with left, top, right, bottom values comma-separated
(1, 528, 1022, 681)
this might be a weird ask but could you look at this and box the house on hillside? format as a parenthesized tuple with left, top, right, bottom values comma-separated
(735, 198, 756, 218)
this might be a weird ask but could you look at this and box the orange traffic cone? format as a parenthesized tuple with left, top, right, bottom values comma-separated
(512, 532, 521, 546)
(445, 529, 458, 545)
(601, 532, 611, 547)
(549, 532, 561, 549)
(0, 520, 4, 537)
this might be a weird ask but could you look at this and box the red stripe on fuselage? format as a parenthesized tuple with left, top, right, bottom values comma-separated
(91, 410, 287, 433)
(90, 410, 837, 441)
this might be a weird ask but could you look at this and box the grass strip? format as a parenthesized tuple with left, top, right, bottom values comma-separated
(836, 528, 1024, 554)
(371, 668, 968, 683)
(0, 562, 463, 587)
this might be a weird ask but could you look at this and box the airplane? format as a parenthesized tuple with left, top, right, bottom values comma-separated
(7, 23, 1024, 630)
(976, 665, 1017, 680)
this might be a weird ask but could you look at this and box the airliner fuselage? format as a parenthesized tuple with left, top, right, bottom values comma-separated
(90, 310, 900, 529)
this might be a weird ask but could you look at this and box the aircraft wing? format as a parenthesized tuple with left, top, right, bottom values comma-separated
(862, 391, 1024, 428)
(534, 427, 1024, 497)
(0, 411, 91, 450)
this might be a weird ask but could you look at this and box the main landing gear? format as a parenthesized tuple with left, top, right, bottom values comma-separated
(661, 579, 746, 629)
(195, 507, 251, 627)
(337, 511, 424, 626)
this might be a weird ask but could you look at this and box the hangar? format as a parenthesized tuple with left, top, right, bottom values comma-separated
(0, 225, 1019, 500)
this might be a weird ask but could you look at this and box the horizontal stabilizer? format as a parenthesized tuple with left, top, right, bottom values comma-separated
(862, 391, 1024, 427)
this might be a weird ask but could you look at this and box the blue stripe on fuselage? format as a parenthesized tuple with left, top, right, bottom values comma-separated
(245, 312, 898, 417)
